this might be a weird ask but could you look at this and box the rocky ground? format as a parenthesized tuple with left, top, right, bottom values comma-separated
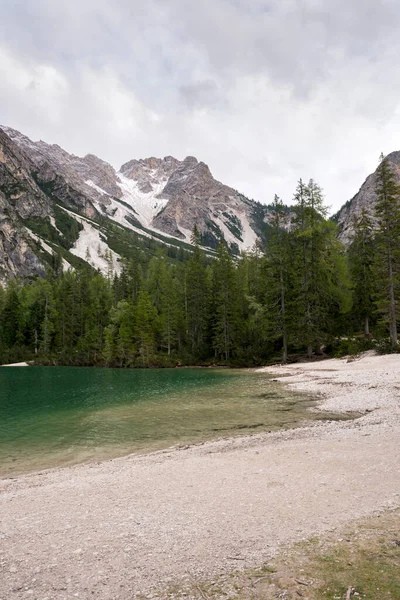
(1, 352, 399, 600)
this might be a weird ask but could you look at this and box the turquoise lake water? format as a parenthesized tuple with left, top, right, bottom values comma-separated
(0, 366, 331, 476)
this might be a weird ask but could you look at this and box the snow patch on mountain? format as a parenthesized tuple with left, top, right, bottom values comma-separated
(238, 213, 258, 249)
(25, 228, 72, 272)
(116, 173, 169, 227)
(70, 220, 122, 275)
(177, 225, 193, 242)
(56, 206, 122, 275)
(85, 179, 110, 197)
(49, 216, 64, 237)
(85, 179, 195, 247)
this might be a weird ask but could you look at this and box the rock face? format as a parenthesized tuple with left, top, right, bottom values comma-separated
(5, 124, 400, 283)
(2, 127, 105, 219)
(0, 129, 52, 283)
(120, 156, 180, 194)
(118, 154, 264, 249)
(150, 157, 260, 248)
(334, 152, 400, 245)
(0, 124, 274, 282)
(2, 126, 269, 255)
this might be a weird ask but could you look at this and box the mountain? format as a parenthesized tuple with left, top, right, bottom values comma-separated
(0, 126, 269, 283)
(0, 128, 52, 284)
(333, 151, 400, 245)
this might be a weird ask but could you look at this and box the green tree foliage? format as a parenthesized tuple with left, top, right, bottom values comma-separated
(291, 179, 350, 357)
(348, 209, 376, 335)
(1, 282, 23, 347)
(264, 195, 291, 362)
(374, 154, 400, 347)
(210, 242, 242, 360)
(0, 175, 365, 367)
(186, 237, 210, 356)
(134, 290, 158, 365)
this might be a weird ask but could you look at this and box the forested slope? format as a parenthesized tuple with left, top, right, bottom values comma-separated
(2, 147, 400, 367)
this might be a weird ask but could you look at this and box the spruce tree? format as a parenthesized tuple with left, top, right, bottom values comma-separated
(134, 291, 158, 366)
(1, 283, 23, 348)
(291, 179, 348, 356)
(348, 209, 376, 335)
(264, 195, 291, 362)
(374, 153, 400, 347)
(211, 242, 241, 360)
(186, 234, 209, 356)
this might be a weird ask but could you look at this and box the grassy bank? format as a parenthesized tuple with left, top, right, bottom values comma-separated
(156, 509, 400, 600)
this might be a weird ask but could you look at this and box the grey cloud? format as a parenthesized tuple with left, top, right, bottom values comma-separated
(1, 0, 400, 210)
(179, 80, 225, 110)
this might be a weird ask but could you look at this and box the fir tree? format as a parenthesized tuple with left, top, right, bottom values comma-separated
(1, 283, 23, 348)
(186, 237, 209, 356)
(211, 242, 241, 360)
(348, 209, 376, 335)
(374, 153, 400, 347)
(134, 291, 158, 365)
(264, 195, 291, 362)
(291, 179, 348, 356)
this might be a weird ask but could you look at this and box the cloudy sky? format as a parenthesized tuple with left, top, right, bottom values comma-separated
(1, 0, 400, 212)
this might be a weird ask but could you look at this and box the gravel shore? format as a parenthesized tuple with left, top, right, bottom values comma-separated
(1, 352, 399, 599)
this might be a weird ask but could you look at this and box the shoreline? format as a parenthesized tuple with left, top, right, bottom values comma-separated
(0, 361, 30, 367)
(1, 352, 400, 599)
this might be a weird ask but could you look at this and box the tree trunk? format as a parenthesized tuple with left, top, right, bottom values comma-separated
(389, 280, 398, 347)
(307, 344, 313, 359)
(280, 267, 287, 364)
(364, 316, 370, 336)
(388, 250, 398, 347)
(282, 333, 288, 364)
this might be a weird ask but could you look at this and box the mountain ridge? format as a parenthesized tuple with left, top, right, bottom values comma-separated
(0, 125, 271, 283)
(334, 151, 400, 244)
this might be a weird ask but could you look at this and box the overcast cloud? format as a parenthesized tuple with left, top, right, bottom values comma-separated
(1, 0, 400, 211)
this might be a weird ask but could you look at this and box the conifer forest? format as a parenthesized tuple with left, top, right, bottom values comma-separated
(1, 157, 399, 368)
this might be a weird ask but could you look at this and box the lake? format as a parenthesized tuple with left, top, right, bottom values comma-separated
(0, 366, 332, 477)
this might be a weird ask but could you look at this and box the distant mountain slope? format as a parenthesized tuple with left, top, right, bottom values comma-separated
(0, 128, 52, 283)
(333, 151, 400, 245)
(0, 125, 271, 282)
(3, 126, 268, 251)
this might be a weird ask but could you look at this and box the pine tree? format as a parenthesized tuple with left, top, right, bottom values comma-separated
(117, 301, 136, 366)
(134, 291, 158, 366)
(348, 209, 376, 335)
(374, 153, 400, 347)
(190, 224, 201, 246)
(264, 195, 291, 362)
(291, 179, 348, 356)
(81, 275, 113, 363)
(211, 242, 241, 360)
(186, 237, 209, 356)
(1, 283, 23, 348)
(105, 248, 114, 280)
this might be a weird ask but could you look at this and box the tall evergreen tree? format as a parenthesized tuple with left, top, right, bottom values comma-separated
(374, 153, 400, 347)
(348, 209, 376, 335)
(1, 283, 23, 348)
(211, 242, 241, 360)
(134, 290, 158, 365)
(291, 179, 348, 356)
(186, 235, 210, 356)
(264, 195, 291, 362)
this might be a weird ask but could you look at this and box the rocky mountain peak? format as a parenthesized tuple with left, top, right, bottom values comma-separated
(0, 128, 54, 283)
(385, 150, 400, 165)
(119, 156, 181, 194)
(335, 151, 400, 245)
(0, 125, 267, 284)
(182, 156, 198, 166)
